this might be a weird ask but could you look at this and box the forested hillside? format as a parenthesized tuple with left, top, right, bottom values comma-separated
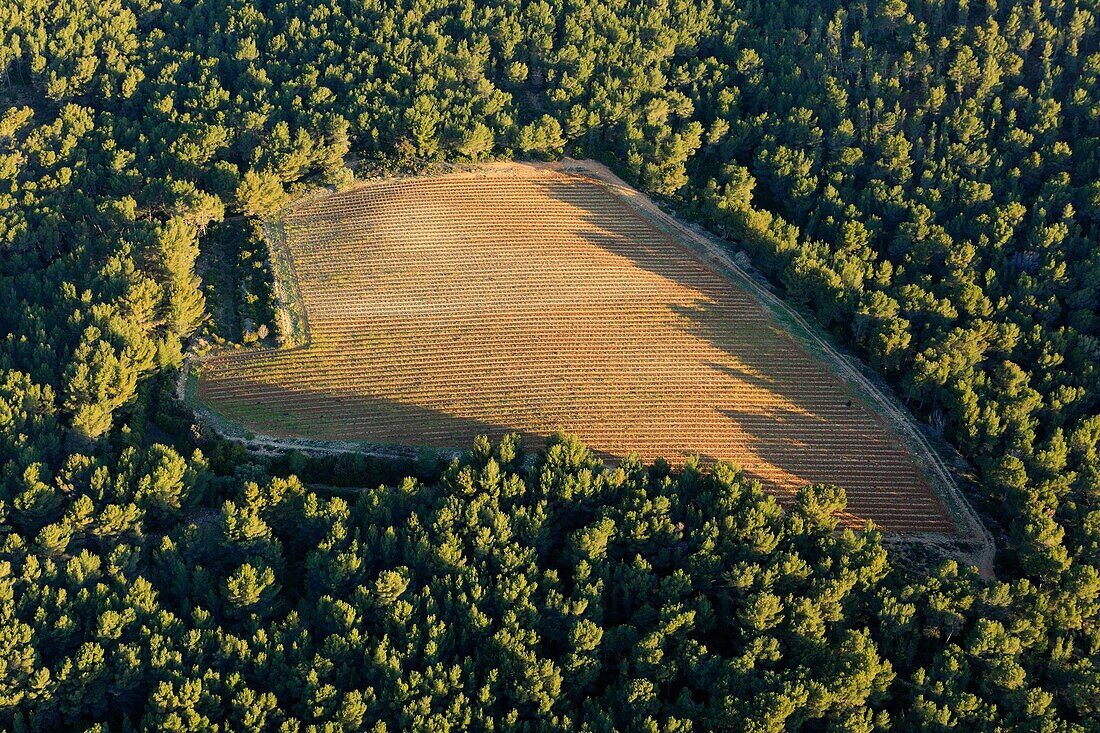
(1, 0, 1098, 729)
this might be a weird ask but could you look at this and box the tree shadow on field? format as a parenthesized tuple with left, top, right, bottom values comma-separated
(539, 178, 856, 416)
(535, 178, 954, 531)
(199, 177, 955, 532)
(697, 359, 779, 392)
(717, 404, 954, 530)
(200, 373, 540, 447)
(198, 372, 637, 467)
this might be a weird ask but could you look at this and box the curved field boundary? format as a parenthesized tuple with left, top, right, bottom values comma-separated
(190, 160, 994, 568)
(558, 159, 994, 572)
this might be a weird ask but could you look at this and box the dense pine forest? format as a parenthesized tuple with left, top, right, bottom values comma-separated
(1, 0, 1099, 729)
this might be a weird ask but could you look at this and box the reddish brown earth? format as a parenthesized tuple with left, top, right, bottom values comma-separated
(198, 167, 955, 533)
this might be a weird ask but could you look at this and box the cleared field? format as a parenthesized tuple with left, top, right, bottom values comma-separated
(197, 166, 955, 533)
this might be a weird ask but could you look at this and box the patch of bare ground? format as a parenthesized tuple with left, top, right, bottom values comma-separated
(192, 160, 994, 571)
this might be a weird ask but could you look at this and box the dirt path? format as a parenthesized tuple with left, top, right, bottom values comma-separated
(557, 159, 995, 575)
(184, 159, 996, 575)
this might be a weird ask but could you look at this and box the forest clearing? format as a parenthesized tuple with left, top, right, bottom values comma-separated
(196, 162, 959, 534)
(15, 2, 1099, 725)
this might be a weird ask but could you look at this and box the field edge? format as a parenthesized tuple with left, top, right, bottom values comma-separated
(186, 160, 995, 570)
(558, 159, 995, 571)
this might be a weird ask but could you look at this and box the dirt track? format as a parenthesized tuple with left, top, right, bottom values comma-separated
(188, 160, 994, 568)
(561, 159, 993, 572)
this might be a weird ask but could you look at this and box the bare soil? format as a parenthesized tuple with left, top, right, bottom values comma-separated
(191, 160, 994, 567)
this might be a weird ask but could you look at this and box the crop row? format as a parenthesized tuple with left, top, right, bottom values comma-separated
(198, 172, 955, 533)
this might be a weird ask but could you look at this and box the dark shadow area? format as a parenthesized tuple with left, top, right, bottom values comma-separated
(200, 373, 544, 449)
(717, 406, 942, 508)
(200, 175, 956, 532)
(199, 373, 653, 470)
(700, 359, 777, 392)
(539, 181, 742, 303)
(535, 178, 954, 531)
